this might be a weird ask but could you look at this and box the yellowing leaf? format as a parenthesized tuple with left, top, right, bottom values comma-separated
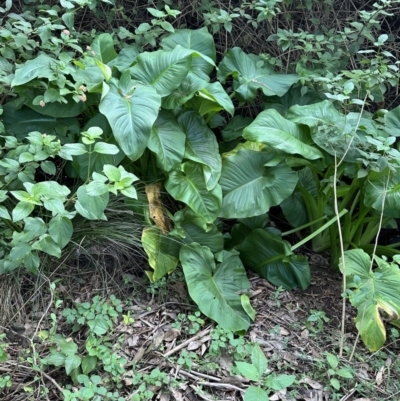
(145, 183, 171, 234)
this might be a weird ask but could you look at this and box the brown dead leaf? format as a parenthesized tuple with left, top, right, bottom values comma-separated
(170, 281, 188, 298)
(219, 353, 233, 371)
(255, 339, 285, 351)
(148, 329, 165, 351)
(164, 328, 180, 342)
(282, 351, 298, 365)
(133, 346, 146, 363)
(279, 327, 290, 336)
(222, 375, 249, 385)
(159, 393, 170, 401)
(296, 388, 328, 400)
(300, 377, 323, 390)
(123, 377, 133, 386)
(249, 289, 263, 297)
(170, 387, 185, 401)
(355, 366, 370, 381)
(376, 366, 385, 386)
(187, 340, 203, 351)
(269, 389, 287, 400)
(200, 343, 207, 356)
(127, 334, 139, 347)
(145, 183, 171, 234)
(301, 329, 309, 339)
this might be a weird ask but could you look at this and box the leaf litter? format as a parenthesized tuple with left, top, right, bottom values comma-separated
(0, 250, 399, 401)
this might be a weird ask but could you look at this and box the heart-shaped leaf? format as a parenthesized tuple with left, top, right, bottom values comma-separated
(142, 227, 181, 282)
(99, 78, 161, 160)
(180, 244, 251, 331)
(219, 149, 298, 218)
(161, 28, 216, 79)
(239, 229, 310, 290)
(166, 161, 222, 223)
(147, 110, 186, 172)
(243, 109, 323, 160)
(171, 207, 224, 253)
(178, 111, 221, 190)
(364, 168, 400, 218)
(130, 46, 193, 97)
(218, 47, 298, 101)
(340, 249, 400, 351)
(90, 33, 118, 63)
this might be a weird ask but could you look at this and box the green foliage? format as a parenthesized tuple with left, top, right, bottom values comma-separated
(0, 127, 138, 274)
(36, 293, 176, 401)
(62, 294, 122, 334)
(3, 0, 400, 351)
(0, 334, 8, 364)
(180, 245, 252, 331)
(0, 375, 12, 390)
(235, 343, 296, 401)
(42, 295, 128, 393)
(340, 250, 400, 351)
(305, 310, 330, 334)
(325, 352, 354, 391)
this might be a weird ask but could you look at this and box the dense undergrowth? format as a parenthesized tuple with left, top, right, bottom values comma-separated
(2, 0, 400, 399)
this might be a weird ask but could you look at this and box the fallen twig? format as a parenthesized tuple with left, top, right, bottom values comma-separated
(163, 326, 212, 358)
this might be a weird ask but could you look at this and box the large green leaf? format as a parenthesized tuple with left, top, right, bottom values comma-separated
(65, 355, 82, 375)
(2, 103, 79, 139)
(185, 81, 234, 118)
(27, 95, 87, 118)
(264, 84, 323, 114)
(171, 208, 224, 253)
(385, 105, 400, 137)
(75, 186, 108, 220)
(180, 244, 251, 331)
(142, 227, 181, 282)
(196, 81, 234, 116)
(99, 77, 161, 160)
(32, 235, 61, 258)
(363, 168, 400, 218)
(222, 116, 253, 142)
(72, 65, 105, 93)
(162, 74, 208, 110)
(286, 101, 369, 161)
(49, 216, 73, 249)
(178, 111, 221, 190)
(109, 45, 139, 72)
(219, 149, 298, 218)
(161, 28, 216, 79)
(11, 54, 57, 86)
(130, 46, 194, 97)
(166, 161, 222, 223)
(218, 47, 298, 101)
(147, 110, 186, 172)
(90, 33, 118, 63)
(340, 249, 400, 351)
(243, 109, 323, 160)
(239, 229, 310, 290)
(280, 191, 308, 228)
(286, 100, 342, 127)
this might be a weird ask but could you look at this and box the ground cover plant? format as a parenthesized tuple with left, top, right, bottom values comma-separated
(2, 0, 400, 400)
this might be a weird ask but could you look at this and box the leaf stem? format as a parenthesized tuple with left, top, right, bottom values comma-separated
(290, 209, 348, 252)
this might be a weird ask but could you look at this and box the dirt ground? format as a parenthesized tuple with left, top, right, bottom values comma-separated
(0, 247, 399, 401)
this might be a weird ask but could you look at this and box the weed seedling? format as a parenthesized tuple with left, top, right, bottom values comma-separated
(235, 343, 296, 400)
(306, 310, 330, 334)
(325, 352, 354, 392)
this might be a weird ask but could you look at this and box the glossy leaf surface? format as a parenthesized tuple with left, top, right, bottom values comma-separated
(180, 244, 251, 331)
(239, 229, 310, 290)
